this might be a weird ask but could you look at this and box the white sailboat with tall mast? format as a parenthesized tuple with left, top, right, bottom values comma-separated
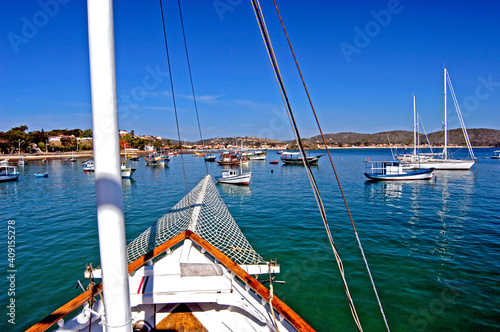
(399, 68, 476, 170)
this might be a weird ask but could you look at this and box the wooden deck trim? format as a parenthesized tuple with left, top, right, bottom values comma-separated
(28, 230, 314, 332)
(25, 283, 102, 332)
(127, 231, 189, 273)
(187, 231, 316, 332)
(27, 232, 187, 332)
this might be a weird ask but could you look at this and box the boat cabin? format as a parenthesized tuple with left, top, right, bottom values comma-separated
(365, 160, 405, 175)
(221, 169, 238, 178)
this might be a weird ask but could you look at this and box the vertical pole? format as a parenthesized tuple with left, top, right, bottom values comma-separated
(413, 94, 416, 156)
(443, 68, 448, 160)
(87, 0, 132, 331)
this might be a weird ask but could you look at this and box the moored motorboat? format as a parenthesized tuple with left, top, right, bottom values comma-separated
(0, 165, 19, 182)
(269, 160, 279, 164)
(364, 160, 435, 181)
(281, 151, 323, 165)
(215, 169, 252, 185)
(82, 160, 95, 172)
(249, 150, 267, 160)
(204, 154, 217, 162)
(217, 152, 241, 165)
(121, 161, 136, 179)
(492, 151, 500, 159)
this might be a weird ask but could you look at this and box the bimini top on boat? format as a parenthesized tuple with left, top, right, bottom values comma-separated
(29, 175, 313, 332)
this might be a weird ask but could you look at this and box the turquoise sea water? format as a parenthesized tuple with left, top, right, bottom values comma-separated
(1, 148, 499, 331)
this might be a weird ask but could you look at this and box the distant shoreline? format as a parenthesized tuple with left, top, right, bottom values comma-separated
(0, 146, 495, 161)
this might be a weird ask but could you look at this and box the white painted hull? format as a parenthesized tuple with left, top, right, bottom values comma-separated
(121, 167, 136, 178)
(216, 172, 252, 185)
(405, 159, 475, 170)
(364, 169, 435, 181)
(249, 155, 266, 160)
(0, 174, 19, 182)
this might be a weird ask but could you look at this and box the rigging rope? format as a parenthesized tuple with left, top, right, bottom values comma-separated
(250, 0, 362, 330)
(176, 0, 209, 175)
(159, 0, 191, 203)
(271, 2, 390, 330)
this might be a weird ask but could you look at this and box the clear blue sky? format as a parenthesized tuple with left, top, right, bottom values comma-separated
(1, 0, 499, 141)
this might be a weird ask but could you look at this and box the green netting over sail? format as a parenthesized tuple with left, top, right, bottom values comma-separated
(126, 175, 265, 265)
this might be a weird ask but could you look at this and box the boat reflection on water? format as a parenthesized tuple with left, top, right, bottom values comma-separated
(364, 180, 405, 199)
(218, 182, 253, 197)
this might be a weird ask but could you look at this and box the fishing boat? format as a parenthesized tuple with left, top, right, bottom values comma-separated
(128, 154, 140, 161)
(145, 151, 169, 166)
(398, 69, 476, 170)
(217, 152, 241, 165)
(121, 161, 136, 179)
(34, 171, 49, 178)
(82, 160, 95, 172)
(0, 165, 19, 182)
(18, 157, 26, 165)
(249, 150, 267, 160)
(281, 151, 323, 165)
(215, 168, 252, 185)
(492, 151, 500, 159)
(204, 154, 217, 162)
(364, 160, 435, 181)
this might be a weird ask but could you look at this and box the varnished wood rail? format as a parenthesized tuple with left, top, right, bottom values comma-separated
(27, 231, 315, 332)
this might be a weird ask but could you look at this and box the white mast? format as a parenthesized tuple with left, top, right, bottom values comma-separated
(443, 67, 448, 160)
(87, 0, 132, 331)
(413, 94, 416, 156)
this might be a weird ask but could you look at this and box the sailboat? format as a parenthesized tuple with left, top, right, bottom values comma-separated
(399, 69, 476, 170)
(28, 1, 315, 331)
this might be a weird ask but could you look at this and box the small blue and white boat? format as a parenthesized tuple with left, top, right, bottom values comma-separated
(364, 160, 435, 181)
(0, 166, 19, 182)
(34, 172, 49, 178)
(204, 154, 217, 162)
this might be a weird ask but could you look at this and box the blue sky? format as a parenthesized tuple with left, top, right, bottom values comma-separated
(1, 0, 499, 141)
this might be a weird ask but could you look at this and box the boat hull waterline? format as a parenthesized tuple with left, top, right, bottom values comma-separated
(364, 168, 435, 181)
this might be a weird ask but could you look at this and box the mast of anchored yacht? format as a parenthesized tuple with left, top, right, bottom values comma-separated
(413, 94, 417, 156)
(87, 0, 132, 331)
(443, 67, 448, 160)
